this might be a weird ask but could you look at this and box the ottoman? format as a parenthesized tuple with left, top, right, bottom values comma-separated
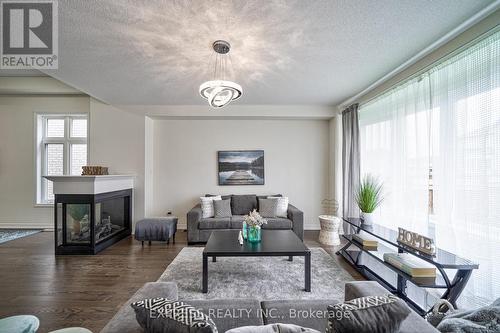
(134, 217, 178, 245)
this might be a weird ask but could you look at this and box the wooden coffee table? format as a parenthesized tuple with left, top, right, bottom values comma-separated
(202, 229, 311, 293)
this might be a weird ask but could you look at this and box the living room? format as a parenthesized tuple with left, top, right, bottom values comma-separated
(0, 1, 499, 332)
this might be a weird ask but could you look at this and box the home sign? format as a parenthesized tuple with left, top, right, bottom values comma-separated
(397, 227, 436, 256)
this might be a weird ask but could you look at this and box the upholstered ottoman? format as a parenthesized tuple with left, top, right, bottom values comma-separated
(134, 217, 177, 245)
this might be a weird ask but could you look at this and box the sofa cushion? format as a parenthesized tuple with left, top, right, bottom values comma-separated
(131, 298, 217, 333)
(199, 218, 230, 229)
(344, 282, 439, 333)
(268, 196, 289, 218)
(257, 194, 282, 200)
(257, 195, 281, 210)
(262, 218, 292, 230)
(258, 198, 278, 218)
(327, 294, 410, 333)
(100, 282, 178, 333)
(261, 299, 339, 331)
(188, 299, 264, 332)
(206, 194, 232, 201)
(200, 196, 222, 218)
(214, 199, 232, 218)
(231, 195, 257, 215)
(230, 215, 245, 229)
(226, 324, 320, 333)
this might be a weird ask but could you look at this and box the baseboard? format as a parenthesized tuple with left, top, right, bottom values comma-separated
(304, 223, 320, 230)
(0, 223, 52, 229)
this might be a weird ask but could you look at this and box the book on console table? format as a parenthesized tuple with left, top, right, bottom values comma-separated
(353, 233, 378, 249)
(383, 253, 436, 278)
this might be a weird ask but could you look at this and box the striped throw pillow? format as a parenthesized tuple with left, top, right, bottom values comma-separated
(268, 196, 289, 218)
(327, 294, 410, 333)
(132, 298, 218, 333)
(200, 196, 221, 218)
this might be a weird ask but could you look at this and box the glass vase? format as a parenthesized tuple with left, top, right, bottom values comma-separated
(248, 225, 261, 243)
(242, 221, 248, 240)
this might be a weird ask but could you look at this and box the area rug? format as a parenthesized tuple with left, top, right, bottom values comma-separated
(0, 229, 42, 244)
(158, 247, 354, 301)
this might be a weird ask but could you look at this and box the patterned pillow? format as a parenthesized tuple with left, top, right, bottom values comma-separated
(268, 196, 289, 218)
(214, 199, 232, 218)
(131, 298, 217, 333)
(327, 294, 410, 333)
(259, 198, 278, 218)
(226, 324, 320, 333)
(200, 196, 221, 218)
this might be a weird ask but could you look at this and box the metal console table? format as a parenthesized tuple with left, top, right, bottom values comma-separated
(336, 218, 479, 316)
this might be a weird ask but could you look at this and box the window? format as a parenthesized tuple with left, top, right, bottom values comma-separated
(36, 115, 88, 204)
(359, 29, 500, 308)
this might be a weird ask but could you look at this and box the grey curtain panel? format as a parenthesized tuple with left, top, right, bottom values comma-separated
(342, 104, 360, 229)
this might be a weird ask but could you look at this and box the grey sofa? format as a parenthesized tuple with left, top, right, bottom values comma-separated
(100, 281, 438, 333)
(187, 194, 304, 244)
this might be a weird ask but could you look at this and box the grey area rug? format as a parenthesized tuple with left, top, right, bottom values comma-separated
(0, 229, 42, 244)
(159, 247, 353, 301)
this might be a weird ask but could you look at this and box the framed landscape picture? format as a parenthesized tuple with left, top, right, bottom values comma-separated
(218, 150, 265, 185)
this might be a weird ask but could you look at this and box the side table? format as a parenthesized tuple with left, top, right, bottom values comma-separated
(318, 215, 341, 246)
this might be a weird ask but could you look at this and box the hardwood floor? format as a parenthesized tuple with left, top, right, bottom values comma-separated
(0, 230, 363, 332)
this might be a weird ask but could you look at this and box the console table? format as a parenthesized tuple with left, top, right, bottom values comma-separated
(336, 218, 478, 316)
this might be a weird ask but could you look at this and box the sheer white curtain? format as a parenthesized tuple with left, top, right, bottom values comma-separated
(430, 31, 500, 307)
(359, 29, 500, 308)
(359, 76, 431, 234)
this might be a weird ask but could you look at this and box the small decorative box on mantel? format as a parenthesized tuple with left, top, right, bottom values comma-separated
(43, 175, 134, 255)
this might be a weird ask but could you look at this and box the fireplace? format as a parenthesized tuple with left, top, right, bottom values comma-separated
(45, 175, 133, 255)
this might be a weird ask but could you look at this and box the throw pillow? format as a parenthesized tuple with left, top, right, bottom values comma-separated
(231, 195, 258, 215)
(200, 196, 221, 218)
(214, 199, 232, 218)
(131, 298, 217, 333)
(327, 294, 410, 333)
(206, 194, 232, 200)
(268, 196, 289, 218)
(226, 324, 320, 333)
(436, 297, 500, 332)
(259, 198, 278, 218)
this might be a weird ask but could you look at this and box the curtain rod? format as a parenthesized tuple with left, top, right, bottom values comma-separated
(336, 1, 500, 113)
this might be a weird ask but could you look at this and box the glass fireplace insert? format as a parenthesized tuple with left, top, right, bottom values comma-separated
(54, 189, 132, 255)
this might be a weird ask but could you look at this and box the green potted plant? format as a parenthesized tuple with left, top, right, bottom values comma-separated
(355, 174, 384, 225)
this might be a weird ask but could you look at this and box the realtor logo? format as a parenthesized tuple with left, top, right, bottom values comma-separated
(1, 0, 58, 69)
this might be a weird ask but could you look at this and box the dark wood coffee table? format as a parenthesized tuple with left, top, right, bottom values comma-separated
(202, 230, 311, 293)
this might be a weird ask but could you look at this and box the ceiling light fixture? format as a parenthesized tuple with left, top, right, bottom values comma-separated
(199, 40, 242, 108)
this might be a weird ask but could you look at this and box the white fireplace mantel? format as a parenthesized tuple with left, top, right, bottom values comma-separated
(43, 175, 134, 195)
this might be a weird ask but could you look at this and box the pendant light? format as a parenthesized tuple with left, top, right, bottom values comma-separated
(199, 40, 242, 108)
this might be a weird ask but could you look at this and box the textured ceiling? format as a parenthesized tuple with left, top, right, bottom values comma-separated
(5, 0, 495, 105)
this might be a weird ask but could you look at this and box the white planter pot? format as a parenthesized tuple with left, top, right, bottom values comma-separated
(361, 212, 375, 225)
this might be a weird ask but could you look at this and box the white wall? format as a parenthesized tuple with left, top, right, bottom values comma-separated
(150, 118, 330, 229)
(0, 87, 334, 231)
(0, 96, 89, 228)
(88, 99, 146, 225)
